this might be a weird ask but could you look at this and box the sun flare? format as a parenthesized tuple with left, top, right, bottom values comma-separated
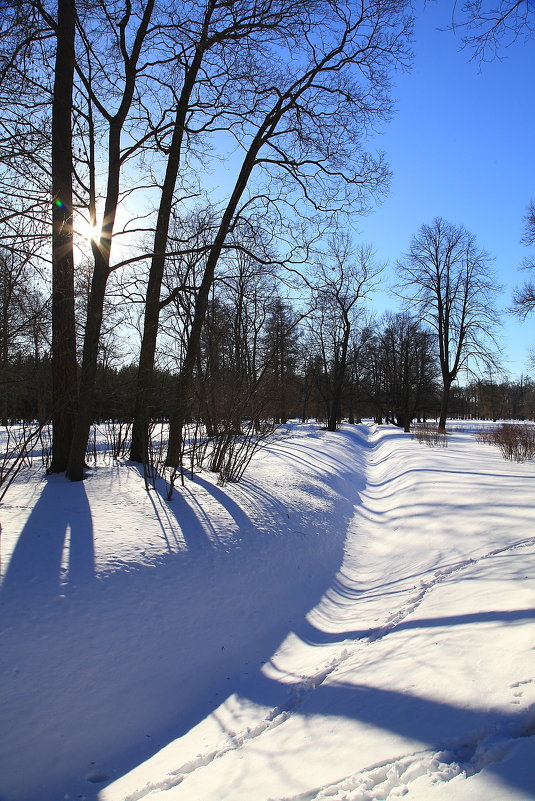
(78, 218, 101, 242)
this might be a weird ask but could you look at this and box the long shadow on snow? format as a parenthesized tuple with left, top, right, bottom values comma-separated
(0, 426, 366, 801)
(273, 679, 532, 797)
(296, 607, 535, 645)
(237, 675, 535, 795)
(1, 473, 95, 601)
(1, 426, 532, 801)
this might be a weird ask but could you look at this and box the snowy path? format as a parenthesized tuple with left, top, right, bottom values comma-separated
(1, 422, 534, 801)
(100, 424, 535, 801)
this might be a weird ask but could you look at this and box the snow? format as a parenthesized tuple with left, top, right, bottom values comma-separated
(0, 421, 534, 801)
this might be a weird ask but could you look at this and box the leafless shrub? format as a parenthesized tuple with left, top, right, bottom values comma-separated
(142, 423, 168, 491)
(480, 423, 535, 462)
(185, 417, 278, 486)
(211, 419, 278, 485)
(0, 423, 45, 502)
(412, 423, 448, 448)
(474, 428, 495, 445)
(141, 414, 280, 500)
(104, 421, 132, 459)
(186, 420, 208, 476)
(38, 425, 52, 467)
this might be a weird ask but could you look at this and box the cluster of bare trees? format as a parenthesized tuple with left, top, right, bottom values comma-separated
(1, 215, 515, 429)
(0, 0, 532, 483)
(450, 376, 535, 421)
(1, 0, 415, 479)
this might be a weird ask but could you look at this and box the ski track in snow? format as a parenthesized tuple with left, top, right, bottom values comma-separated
(118, 425, 535, 801)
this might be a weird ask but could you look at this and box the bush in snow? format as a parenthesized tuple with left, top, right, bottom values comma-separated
(411, 423, 448, 448)
(478, 423, 535, 462)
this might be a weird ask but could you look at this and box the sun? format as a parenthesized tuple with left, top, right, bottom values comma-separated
(77, 216, 101, 242)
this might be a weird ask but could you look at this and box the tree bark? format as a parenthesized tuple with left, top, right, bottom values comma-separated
(48, 0, 78, 473)
(327, 317, 351, 432)
(438, 377, 452, 432)
(65, 0, 155, 480)
(66, 253, 108, 480)
(130, 31, 210, 463)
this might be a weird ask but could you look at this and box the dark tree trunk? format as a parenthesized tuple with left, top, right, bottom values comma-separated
(165, 119, 272, 466)
(327, 331, 350, 432)
(65, 0, 156, 480)
(326, 403, 339, 432)
(66, 254, 108, 480)
(438, 378, 452, 432)
(130, 31, 210, 463)
(48, 0, 78, 473)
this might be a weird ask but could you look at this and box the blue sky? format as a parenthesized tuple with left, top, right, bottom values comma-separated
(355, 1, 535, 379)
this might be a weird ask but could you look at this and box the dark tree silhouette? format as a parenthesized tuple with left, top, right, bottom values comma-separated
(396, 218, 501, 431)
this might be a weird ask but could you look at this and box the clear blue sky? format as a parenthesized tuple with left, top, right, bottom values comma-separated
(355, 0, 535, 379)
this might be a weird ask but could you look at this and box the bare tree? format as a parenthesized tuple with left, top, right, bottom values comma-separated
(164, 0, 413, 465)
(371, 311, 438, 431)
(396, 217, 502, 431)
(512, 200, 535, 319)
(259, 296, 301, 424)
(129, 0, 318, 463)
(308, 235, 380, 432)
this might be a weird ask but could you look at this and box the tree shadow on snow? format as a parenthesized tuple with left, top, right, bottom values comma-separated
(0, 427, 533, 801)
(0, 474, 95, 602)
(235, 673, 535, 792)
(295, 606, 535, 644)
(0, 429, 364, 801)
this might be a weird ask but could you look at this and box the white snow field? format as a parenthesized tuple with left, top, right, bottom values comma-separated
(0, 421, 534, 801)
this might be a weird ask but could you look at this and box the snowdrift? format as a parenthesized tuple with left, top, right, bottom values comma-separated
(0, 422, 534, 801)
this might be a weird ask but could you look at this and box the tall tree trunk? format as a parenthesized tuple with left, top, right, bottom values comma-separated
(129, 110, 191, 462)
(130, 30, 211, 463)
(65, 0, 156, 480)
(48, 0, 78, 473)
(66, 253, 108, 480)
(439, 377, 452, 432)
(327, 371, 341, 432)
(165, 122, 272, 466)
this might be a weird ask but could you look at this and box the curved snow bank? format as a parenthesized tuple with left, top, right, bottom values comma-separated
(0, 424, 368, 801)
(1, 422, 534, 801)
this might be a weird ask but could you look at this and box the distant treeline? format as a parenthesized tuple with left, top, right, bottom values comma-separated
(2, 350, 533, 428)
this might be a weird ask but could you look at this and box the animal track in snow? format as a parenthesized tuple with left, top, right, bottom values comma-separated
(122, 535, 535, 801)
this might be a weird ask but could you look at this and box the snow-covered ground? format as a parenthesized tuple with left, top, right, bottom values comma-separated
(1, 421, 534, 801)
